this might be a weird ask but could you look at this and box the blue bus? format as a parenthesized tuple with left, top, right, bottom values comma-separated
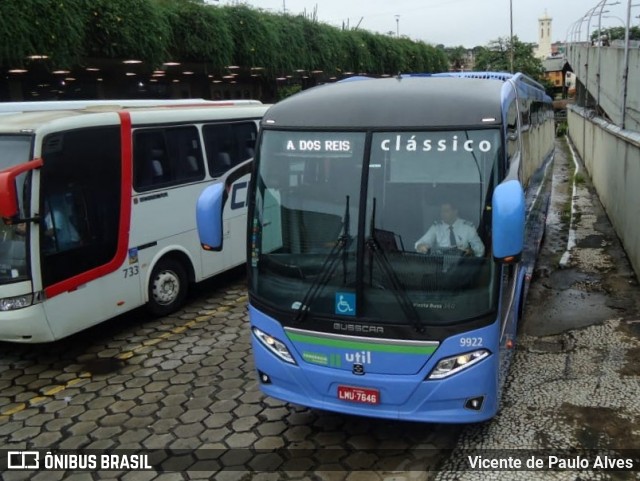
(197, 73, 555, 422)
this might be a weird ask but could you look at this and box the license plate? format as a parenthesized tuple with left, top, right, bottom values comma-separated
(337, 385, 380, 405)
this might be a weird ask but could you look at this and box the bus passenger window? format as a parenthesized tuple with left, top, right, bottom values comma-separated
(506, 100, 519, 166)
(133, 126, 204, 191)
(134, 132, 166, 189)
(203, 122, 257, 177)
(169, 127, 204, 183)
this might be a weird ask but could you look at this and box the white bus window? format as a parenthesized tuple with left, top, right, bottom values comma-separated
(202, 122, 257, 177)
(506, 100, 519, 164)
(133, 126, 204, 191)
(0, 135, 32, 170)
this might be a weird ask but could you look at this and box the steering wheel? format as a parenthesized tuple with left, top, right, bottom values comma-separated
(429, 246, 466, 256)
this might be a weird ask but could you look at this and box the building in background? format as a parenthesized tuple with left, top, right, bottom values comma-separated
(535, 11, 553, 60)
(551, 41, 566, 57)
(532, 10, 575, 100)
(542, 57, 573, 98)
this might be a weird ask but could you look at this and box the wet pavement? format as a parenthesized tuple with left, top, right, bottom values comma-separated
(435, 136, 640, 480)
(0, 136, 639, 480)
(523, 138, 639, 337)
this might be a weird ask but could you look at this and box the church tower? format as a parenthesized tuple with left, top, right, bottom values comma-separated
(536, 10, 552, 59)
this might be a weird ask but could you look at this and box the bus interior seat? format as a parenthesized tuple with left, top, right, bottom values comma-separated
(244, 138, 256, 159)
(152, 159, 163, 177)
(378, 184, 422, 252)
(185, 155, 199, 173)
(296, 192, 344, 254)
(301, 211, 342, 253)
(243, 147, 255, 160)
(216, 152, 232, 173)
(282, 186, 343, 254)
(281, 204, 304, 254)
(281, 159, 357, 254)
(136, 148, 166, 187)
(313, 160, 358, 251)
(172, 154, 200, 181)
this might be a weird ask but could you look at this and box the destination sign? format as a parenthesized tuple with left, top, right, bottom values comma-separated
(285, 139, 352, 152)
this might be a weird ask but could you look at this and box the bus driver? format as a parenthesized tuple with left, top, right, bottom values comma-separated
(414, 202, 485, 257)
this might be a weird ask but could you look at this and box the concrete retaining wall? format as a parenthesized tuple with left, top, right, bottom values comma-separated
(567, 44, 640, 132)
(569, 106, 640, 279)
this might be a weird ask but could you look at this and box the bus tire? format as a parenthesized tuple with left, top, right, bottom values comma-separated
(147, 258, 188, 316)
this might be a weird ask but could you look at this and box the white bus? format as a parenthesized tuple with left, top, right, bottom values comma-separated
(0, 101, 268, 342)
(0, 99, 262, 115)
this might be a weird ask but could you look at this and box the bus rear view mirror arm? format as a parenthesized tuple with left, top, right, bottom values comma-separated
(492, 179, 525, 263)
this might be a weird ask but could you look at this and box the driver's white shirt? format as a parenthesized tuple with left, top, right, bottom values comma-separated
(414, 219, 485, 257)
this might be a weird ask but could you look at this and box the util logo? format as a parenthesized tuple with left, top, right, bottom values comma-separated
(345, 351, 372, 364)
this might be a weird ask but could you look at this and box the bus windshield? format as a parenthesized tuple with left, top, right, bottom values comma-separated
(251, 129, 501, 329)
(0, 135, 32, 170)
(0, 134, 33, 284)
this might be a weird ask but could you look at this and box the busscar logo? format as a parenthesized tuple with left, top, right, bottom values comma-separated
(8, 451, 39, 469)
(333, 322, 384, 334)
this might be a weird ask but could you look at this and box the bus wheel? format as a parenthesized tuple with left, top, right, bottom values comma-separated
(147, 258, 188, 316)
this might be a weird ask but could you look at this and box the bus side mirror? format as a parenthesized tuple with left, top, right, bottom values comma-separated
(0, 178, 20, 225)
(0, 159, 43, 223)
(492, 179, 525, 263)
(196, 183, 225, 251)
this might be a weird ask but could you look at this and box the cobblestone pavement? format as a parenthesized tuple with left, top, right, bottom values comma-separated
(1, 138, 639, 481)
(0, 269, 462, 481)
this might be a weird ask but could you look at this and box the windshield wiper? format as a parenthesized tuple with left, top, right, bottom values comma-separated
(366, 198, 424, 333)
(294, 196, 352, 323)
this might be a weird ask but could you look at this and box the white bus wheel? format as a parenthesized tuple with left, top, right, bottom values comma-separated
(147, 258, 188, 316)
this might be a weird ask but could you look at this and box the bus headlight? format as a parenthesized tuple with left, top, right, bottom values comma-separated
(252, 327, 297, 364)
(427, 349, 490, 379)
(0, 293, 35, 311)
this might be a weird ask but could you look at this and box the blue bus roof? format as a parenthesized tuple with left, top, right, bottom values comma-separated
(264, 72, 551, 130)
(265, 76, 507, 129)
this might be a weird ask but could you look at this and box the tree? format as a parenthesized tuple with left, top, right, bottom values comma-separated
(445, 46, 467, 70)
(591, 26, 640, 42)
(474, 36, 545, 82)
(0, 0, 447, 76)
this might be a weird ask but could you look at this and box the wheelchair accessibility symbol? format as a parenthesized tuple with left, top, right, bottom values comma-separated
(335, 292, 355, 316)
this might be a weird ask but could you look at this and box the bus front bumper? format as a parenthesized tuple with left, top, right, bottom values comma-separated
(250, 316, 500, 424)
(0, 303, 55, 343)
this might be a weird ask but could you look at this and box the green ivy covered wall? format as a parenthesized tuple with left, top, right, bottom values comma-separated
(0, 0, 448, 101)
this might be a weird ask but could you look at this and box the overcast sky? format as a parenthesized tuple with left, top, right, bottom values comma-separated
(213, 0, 635, 48)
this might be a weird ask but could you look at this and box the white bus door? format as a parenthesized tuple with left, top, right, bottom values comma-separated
(37, 125, 140, 339)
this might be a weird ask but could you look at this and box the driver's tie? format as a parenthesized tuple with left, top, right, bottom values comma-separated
(449, 225, 456, 248)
